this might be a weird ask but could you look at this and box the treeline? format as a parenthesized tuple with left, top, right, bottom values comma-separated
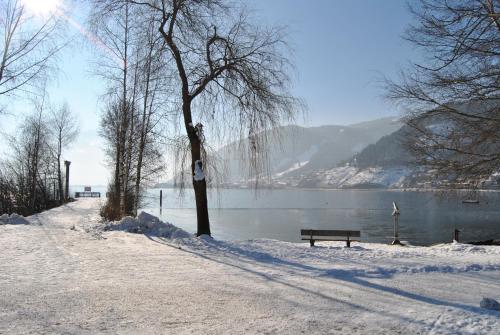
(0, 0, 70, 216)
(0, 103, 78, 216)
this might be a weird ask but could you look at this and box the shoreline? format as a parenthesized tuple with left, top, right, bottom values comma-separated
(151, 186, 500, 193)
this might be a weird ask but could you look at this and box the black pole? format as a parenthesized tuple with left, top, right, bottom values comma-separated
(160, 190, 163, 208)
(64, 161, 71, 201)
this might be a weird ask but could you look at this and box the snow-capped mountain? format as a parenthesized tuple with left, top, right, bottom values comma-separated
(220, 117, 402, 185)
(295, 125, 416, 189)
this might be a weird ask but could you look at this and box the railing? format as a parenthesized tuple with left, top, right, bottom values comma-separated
(75, 192, 101, 198)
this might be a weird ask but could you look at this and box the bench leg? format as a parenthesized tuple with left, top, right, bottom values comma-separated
(310, 239, 315, 247)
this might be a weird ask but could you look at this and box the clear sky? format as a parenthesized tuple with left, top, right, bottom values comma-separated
(253, 0, 415, 125)
(1, 0, 418, 186)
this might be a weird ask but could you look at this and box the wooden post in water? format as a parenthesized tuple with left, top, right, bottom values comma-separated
(160, 190, 163, 213)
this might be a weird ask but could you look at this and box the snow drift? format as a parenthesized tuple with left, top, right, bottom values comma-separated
(104, 211, 191, 239)
(480, 297, 500, 311)
(0, 213, 30, 225)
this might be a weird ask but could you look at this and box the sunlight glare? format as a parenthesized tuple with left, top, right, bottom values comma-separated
(21, 0, 61, 16)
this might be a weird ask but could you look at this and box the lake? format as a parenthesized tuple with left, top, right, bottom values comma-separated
(140, 188, 500, 245)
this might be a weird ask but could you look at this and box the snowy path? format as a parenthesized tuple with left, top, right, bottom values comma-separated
(1, 199, 499, 334)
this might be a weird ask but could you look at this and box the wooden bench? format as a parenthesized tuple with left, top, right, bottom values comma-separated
(301, 229, 361, 247)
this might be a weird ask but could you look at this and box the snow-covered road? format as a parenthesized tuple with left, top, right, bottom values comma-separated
(1, 198, 499, 334)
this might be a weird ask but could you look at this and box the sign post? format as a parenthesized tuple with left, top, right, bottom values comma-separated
(391, 201, 402, 245)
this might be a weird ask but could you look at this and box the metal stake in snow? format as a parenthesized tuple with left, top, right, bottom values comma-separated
(391, 201, 402, 245)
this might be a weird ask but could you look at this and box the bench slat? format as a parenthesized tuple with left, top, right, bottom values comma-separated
(300, 229, 360, 237)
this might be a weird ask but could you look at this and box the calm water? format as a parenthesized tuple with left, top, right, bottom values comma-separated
(140, 188, 500, 245)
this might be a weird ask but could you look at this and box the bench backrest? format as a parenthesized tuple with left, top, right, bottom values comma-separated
(301, 229, 361, 238)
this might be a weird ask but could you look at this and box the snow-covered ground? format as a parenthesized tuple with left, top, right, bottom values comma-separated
(1, 199, 499, 334)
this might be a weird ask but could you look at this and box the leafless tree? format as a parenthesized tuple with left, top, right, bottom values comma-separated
(0, 94, 80, 215)
(387, 0, 500, 186)
(3, 100, 52, 215)
(132, 18, 169, 215)
(91, 1, 138, 219)
(91, 2, 168, 219)
(0, 0, 63, 107)
(49, 102, 79, 204)
(90, 0, 303, 236)
(0, 165, 15, 214)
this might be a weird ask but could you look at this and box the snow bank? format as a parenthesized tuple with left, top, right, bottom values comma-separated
(177, 237, 500, 280)
(0, 213, 30, 225)
(101, 213, 500, 281)
(480, 298, 500, 311)
(104, 211, 192, 239)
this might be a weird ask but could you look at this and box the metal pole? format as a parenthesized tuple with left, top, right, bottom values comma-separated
(392, 214, 402, 245)
(64, 161, 71, 201)
(391, 201, 402, 245)
(160, 190, 163, 208)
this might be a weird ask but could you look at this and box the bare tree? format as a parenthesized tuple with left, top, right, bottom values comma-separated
(90, 0, 302, 236)
(0, 0, 63, 104)
(132, 18, 169, 215)
(387, 0, 500, 185)
(49, 102, 79, 204)
(99, 98, 124, 219)
(91, 2, 168, 219)
(91, 1, 137, 219)
(0, 165, 15, 214)
(4, 101, 52, 215)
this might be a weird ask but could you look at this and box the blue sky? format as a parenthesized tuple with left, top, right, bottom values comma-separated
(1, 0, 418, 185)
(253, 0, 415, 125)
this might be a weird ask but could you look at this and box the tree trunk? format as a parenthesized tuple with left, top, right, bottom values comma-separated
(161, 13, 211, 236)
(123, 107, 134, 214)
(119, 4, 130, 217)
(113, 128, 122, 217)
(57, 129, 63, 204)
(133, 43, 154, 216)
(185, 105, 211, 236)
(29, 122, 41, 213)
(191, 145, 211, 236)
(193, 176, 210, 236)
(133, 148, 143, 216)
(57, 154, 62, 203)
(134, 110, 147, 216)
